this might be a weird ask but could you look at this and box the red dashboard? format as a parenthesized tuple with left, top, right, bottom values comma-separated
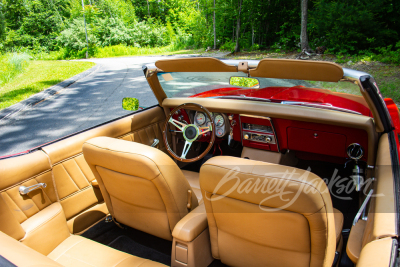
(172, 109, 369, 163)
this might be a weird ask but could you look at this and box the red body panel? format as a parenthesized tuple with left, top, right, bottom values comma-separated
(385, 98, 400, 165)
(191, 86, 372, 117)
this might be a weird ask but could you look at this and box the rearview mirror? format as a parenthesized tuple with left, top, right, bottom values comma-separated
(229, 77, 260, 88)
(122, 97, 139, 111)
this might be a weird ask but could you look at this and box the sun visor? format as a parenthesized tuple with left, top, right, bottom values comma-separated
(155, 57, 237, 72)
(249, 59, 344, 82)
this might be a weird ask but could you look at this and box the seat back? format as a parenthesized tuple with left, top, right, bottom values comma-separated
(83, 137, 198, 240)
(200, 156, 336, 267)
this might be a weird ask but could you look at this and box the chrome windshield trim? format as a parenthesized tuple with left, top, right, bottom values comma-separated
(343, 68, 372, 80)
(281, 101, 362, 115)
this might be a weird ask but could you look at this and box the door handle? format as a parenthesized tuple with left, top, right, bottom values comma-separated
(151, 139, 159, 148)
(19, 183, 47, 195)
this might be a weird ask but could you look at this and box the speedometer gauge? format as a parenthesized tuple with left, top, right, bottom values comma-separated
(214, 114, 224, 127)
(195, 112, 206, 125)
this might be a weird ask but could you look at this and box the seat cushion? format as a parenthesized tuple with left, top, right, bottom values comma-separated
(182, 170, 202, 204)
(48, 235, 166, 267)
(333, 208, 344, 244)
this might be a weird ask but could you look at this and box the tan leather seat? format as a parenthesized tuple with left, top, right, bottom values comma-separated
(0, 231, 165, 267)
(83, 137, 199, 241)
(200, 156, 339, 267)
(181, 170, 202, 204)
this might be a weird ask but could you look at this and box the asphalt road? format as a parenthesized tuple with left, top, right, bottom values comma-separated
(0, 55, 309, 157)
(0, 56, 185, 157)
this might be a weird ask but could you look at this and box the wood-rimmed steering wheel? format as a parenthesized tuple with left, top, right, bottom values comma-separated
(163, 103, 215, 162)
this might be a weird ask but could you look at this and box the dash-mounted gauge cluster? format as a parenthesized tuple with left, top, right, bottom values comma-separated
(194, 111, 229, 138)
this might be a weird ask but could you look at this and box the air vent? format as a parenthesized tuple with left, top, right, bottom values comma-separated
(347, 143, 364, 160)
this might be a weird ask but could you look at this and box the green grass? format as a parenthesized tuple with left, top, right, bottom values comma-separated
(0, 60, 95, 110)
(30, 45, 200, 60)
(372, 67, 400, 103)
(0, 53, 31, 85)
(92, 44, 196, 58)
(308, 80, 362, 96)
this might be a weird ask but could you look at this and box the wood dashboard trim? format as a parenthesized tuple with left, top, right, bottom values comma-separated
(162, 98, 378, 164)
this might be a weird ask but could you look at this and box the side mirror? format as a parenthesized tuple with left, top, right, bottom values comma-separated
(122, 97, 139, 111)
(229, 77, 260, 88)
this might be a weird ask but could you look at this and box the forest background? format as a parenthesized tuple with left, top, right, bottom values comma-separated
(0, 0, 400, 108)
(0, 0, 399, 60)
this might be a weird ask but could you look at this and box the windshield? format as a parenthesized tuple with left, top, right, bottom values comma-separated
(157, 71, 370, 116)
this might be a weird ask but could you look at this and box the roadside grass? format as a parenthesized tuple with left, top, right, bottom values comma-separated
(0, 53, 31, 86)
(92, 45, 199, 58)
(31, 45, 202, 60)
(0, 60, 95, 110)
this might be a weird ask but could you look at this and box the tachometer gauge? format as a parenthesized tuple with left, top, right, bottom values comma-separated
(195, 112, 206, 125)
(216, 128, 225, 137)
(214, 114, 224, 127)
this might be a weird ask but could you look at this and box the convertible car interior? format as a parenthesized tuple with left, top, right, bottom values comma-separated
(0, 58, 398, 267)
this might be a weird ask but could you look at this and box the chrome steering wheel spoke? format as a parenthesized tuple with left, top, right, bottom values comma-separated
(181, 140, 192, 159)
(168, 117, 186, 131)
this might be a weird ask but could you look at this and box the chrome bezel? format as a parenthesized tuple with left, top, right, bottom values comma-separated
(347, 143, 364, 160)
(214, 113, 225, 127)
(195, 112, 206, 125)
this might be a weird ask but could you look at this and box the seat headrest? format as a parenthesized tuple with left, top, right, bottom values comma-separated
(83, 136, 178, 180)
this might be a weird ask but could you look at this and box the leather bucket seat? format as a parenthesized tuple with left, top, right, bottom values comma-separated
(83, 137, 199, 241)
(200, 156, 341, 267)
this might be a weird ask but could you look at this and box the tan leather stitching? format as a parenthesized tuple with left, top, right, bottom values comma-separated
(20, 205, 63, 240)
(52, 238, 86, 261)
(60, 164, 80, 191)
(59, 186, 91, 202)
(0, 170, 52, 193)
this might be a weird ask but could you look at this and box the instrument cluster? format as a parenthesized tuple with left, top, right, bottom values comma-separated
(194, 111, 228, 138)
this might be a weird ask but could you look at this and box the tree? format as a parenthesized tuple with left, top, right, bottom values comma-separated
(0, 2, 5, 40)
(234, 0, 242, 52)
(213, 0, 216, 49)
(300, 0, 309, 51)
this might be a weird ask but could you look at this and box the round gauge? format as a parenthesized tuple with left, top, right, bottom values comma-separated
(195, 112, 206, 125)
(214, 114, 224, 127)
(216, 127, 225, 137)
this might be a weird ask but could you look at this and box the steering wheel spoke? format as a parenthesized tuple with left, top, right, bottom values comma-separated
(181, 140, 192, 159)
(168, 117, 186, 131)
(199, 126, 212, 135)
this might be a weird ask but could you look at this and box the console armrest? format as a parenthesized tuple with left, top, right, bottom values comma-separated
(172, 204, 208, 242)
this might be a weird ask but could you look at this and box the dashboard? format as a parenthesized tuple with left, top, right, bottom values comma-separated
(171, 108, 369, 164)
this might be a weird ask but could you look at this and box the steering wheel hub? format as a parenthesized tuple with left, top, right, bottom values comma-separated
(183, 125, 199, 141)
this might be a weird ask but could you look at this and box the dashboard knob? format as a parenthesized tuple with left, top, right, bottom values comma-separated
(244, 134, 249, 140)
(266, 136, 272, 142)
(228, 115, 234, 120)
(178, 115, 184, 121)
